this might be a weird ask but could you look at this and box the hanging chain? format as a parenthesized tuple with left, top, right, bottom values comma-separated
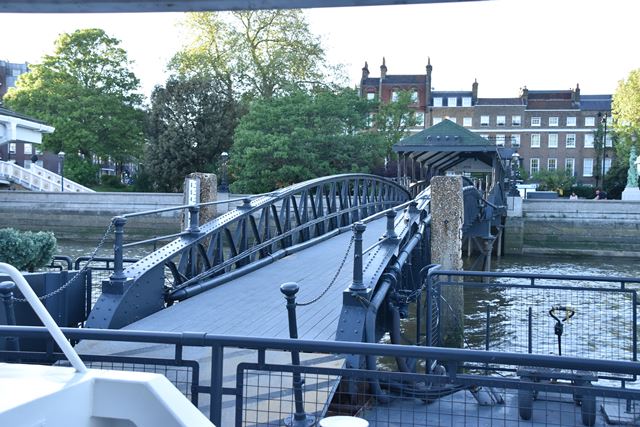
(14, 221, 114, 303)
(296, 235, 355, 307)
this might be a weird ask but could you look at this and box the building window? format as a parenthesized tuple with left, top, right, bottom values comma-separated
(605, 134, 613, 147)
(530, 158, 540, 174)
(480, 134, 489, 141)
(511, 134, 521, 147)
(496, 134, 506, 146)
(565, 158, 575, 176)
(9, 143, 16, 154)
(448, 97, 457, 107)
(548, 134, 558, 148)
(447, 117, 457, 124)
(415, 112, 425, 127)
(585, 117, 595, 126)
(548, 158, 557, 171)
(606, 116, 613, 125)
(391, 90, 399, 102)
(512, 115, 521, 126)
(605, 158, 612, 174)
(463, 117, 472, 127)
(531, 134, 541, 148)
(410, 90, 419, 103)
(583, 158, 594, 177)
(549, 117, 559, 127)
(366, 113, 374, 127)
(433, 97, 443, 107)
(584, 134, 595, 148)
(496, 115, 506, 126)
(433, 117, 443, 125)
(462, 97, 472, 107)
(566, 116, 576, 126)
(366, 92, 376, 100)
(531, 117, 541, 127)
(480, 115, 490, 127)
(566, 134, 576, 148)
(24, 143, 33, 155)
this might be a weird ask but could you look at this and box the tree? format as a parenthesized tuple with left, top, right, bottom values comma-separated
(145, 75, 238, 192)
(531, 168, 576, 195)
(373, 90, 418, 158)
(4, 29, 144, 185)
(230, 88, 385, 193)
(171, 10, 327, 100)
(612, 69, 640, 188)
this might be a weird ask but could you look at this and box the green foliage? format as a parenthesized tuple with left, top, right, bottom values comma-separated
(571, 185, 597, 199)
(531, 168, 576, 195)
(373, 90, 418, 156)
(171, 10, 327, 100)
(3, 29, 144, 185)
(0, 228, 57, 272)
(145, 75, 238, 192)
(230, 88, 386, 193)
(612, 69, 640, 136)
(100, 174, 126, 189)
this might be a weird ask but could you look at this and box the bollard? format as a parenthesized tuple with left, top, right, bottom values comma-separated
(0, 281, 20, 351)
(385, 210, 398, 240)
(349, 222, 367, 292)
(110, 216, 127, 283)
(280, 283, 315, 427)
(187, 205, 201, 234)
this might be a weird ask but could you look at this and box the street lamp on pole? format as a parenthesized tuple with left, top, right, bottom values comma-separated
(57, 151, 65, 192)
(598, 112, 609, 190)
(509, 152, 521, 196)
(220, 151, 229, 192)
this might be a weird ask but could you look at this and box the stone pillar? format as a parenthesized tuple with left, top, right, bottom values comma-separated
(430, 176, 464, 348)
(183, 173, 218, 227)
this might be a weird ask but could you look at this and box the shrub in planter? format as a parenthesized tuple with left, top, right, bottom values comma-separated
(0, 228, 57, 272)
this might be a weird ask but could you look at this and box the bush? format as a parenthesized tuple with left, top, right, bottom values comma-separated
(571, 185, 597, 199)
(100, 174, 126, 189)
(0, 228, 57, 272)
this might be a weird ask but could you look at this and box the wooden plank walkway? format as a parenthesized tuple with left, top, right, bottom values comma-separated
(77, 217, 388, 425)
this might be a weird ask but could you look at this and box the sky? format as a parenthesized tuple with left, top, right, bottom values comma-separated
(0, 0, 638, 100)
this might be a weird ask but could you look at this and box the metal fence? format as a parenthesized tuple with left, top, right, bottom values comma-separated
(1, 325, 639, 427)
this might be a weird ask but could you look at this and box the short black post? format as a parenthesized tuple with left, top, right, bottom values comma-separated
(349, 222, 367, 292)
(385, 210, 397, 240)
(0, 281, 20, 351)
(110, 216, 127, 283)
(187, 205, 200, 234)
(280, 282, 315, 427)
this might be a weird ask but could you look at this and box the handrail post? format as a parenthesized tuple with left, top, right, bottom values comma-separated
(110, 216, 127, 283)
(0, 281, 20, 351)
(385, 210, 398, 241)
(280, 283, 315, 427)
(187, 205, 200, 234)
(349, 222, 367, 292)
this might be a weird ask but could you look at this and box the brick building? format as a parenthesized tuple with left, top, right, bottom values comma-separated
(0, 60, 29, 99)
(360, 59, 613, 185)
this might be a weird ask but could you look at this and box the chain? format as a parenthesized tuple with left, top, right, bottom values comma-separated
(14, 221, 114, 303)
(296, 235, 355, 307)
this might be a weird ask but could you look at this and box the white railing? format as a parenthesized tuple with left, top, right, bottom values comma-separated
(0, 161, 94, 192)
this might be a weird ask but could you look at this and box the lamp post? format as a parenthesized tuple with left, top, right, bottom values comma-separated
(598, 112, 609, 190)
(57, 151, 65, 192)
(220, 151, 229, 192)
(508, 152, 521, 196)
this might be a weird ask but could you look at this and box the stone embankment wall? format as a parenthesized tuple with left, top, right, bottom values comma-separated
(505, 199, 640, 258)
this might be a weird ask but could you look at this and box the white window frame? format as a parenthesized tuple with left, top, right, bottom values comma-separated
(566, 116, 576, 126)
(447, 117, 457, 124)
(433, 97, 443, 107)
(585, 117, 595, 127)
(448, 97, 457, 107)
(605, 134, 613, 147)
(462, 97, 472, 107)
(495, 134, 506, 147)
(9, 143, 17, 154)
(565, 158, 575, 176)
(512, 115, 521, 126)
(496, 115, 506, 127)
(432, 117, 443, 125)
(415, 112, 425, 127)
(548, 134, 558, 148)
(530, 158, 540, 174)
(531, 117, 541, 127)
(463, 117, 472, 127)
(510, 134, 521, 147)
(531, 134, 541, 148)
(391, 90, 399, 102)
(366, 92, 376, 101)
(480, 115, 490, 127)
(583, 158, 594, 177)
(565, 134, 576, 148)
(584, 134, 595, 148)
(24, 143, 33, 155)
(549, 116, 559, 127)
(604, 158, 612, 174)
(411, 90, 419, 103)
(548, 158, 557, 171)
(480, 134, 489, 140)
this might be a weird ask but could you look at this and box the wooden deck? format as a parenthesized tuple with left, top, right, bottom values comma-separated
(77, 217, 388, 425)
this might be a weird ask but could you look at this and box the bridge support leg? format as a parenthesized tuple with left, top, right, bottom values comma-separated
(430, 176, 464, 348)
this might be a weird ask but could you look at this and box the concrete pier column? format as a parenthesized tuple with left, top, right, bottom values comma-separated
(430, 176, 464, 348)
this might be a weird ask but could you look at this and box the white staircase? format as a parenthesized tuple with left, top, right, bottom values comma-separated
(0, 161, 94, 192)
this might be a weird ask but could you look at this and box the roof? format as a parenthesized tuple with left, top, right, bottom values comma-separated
(526, 100, 575, 110)
(580, 94, 612, 111)
(527, 90, 573, 100)
(0, 106, 49, 125)
(393, 119, 495, 152)
(476, 97, 524, 106)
